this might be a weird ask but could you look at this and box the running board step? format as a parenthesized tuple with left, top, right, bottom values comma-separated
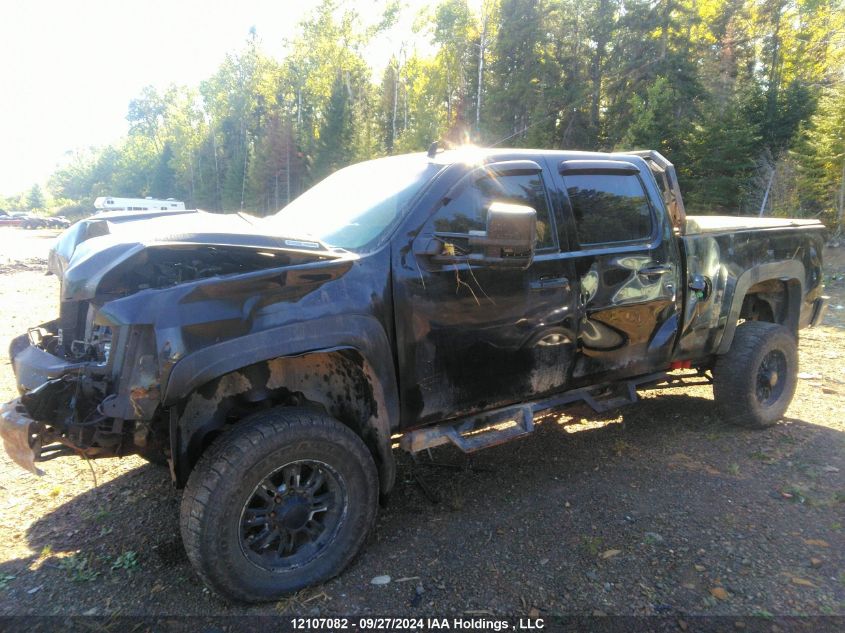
(399, 372, 667, 455)
(400, 404, 534, 454)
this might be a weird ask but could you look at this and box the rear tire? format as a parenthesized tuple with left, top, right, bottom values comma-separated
(180, 407, 378, 603)
(713, 321, 798, 428)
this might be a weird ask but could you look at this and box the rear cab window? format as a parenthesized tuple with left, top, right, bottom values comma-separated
(561, 172, 654, 247)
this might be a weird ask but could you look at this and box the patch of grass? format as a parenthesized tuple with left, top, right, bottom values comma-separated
(728, 463, 741, 476)
(749, 450, 774, 463)
(83, 507, 111, 523)
(39, 545, 52, 558)
(110, 551, 139, 573)
(581, 535, 603, 556)
(0, 574, 15, 590)
(780, 485, 810, 504)
(751, 609, 774, 619)
(59, 553, 99, 582)
(274, 587, 329, 613)
(612, 439, 631, 456)
(48, 486, 61, 498)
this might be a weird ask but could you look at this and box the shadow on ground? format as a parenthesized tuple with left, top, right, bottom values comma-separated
(1, 394, 842, 616)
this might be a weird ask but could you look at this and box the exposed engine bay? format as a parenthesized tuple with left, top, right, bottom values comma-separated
(96, 244, 328, 297)
(4, 210, 347, 475)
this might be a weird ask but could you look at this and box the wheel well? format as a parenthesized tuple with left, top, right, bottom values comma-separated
(738, 279, 797, 329)
(170, 349, 395, 493)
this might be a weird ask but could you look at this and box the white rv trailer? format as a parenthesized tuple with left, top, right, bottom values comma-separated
(93, 196, 186, 212)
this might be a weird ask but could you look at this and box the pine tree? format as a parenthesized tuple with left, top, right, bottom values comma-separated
(150, 143, 177, 199)
(795, 83, 845, 232)
(26, 184, 46, 211)
(313, 73, 355, 181)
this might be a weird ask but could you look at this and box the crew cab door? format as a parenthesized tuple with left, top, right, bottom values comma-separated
(392, 160, 579, 428)
(551, 159, 682, 385)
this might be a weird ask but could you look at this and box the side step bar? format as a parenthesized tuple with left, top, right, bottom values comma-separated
(399, 372, 666, 454)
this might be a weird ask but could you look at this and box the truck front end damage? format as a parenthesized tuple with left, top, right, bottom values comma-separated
(2, 208, 345, 476)
(2, 311, 163, 474)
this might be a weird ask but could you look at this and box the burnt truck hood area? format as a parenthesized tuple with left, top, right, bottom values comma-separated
(50, 209, 347, 302)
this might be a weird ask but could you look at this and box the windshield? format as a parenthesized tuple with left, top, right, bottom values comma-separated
(264, 154, 442, 251)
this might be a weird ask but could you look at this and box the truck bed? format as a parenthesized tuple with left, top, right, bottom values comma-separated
(684, 215, 824, 235)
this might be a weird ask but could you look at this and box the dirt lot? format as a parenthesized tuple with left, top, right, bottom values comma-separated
(0, 227, 843, 621)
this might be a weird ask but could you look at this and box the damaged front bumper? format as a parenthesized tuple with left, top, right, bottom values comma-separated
(3, 318, 166, 475)
(0, 399, 43, 475)
(10, 323, 87, 393)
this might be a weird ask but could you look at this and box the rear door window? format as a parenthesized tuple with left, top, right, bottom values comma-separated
(562, 173, 653, 246)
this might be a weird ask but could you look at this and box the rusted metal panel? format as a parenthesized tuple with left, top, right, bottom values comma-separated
(0, 399, 43, 475)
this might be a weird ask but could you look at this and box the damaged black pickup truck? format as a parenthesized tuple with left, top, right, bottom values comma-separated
(1, 147, 828, 602)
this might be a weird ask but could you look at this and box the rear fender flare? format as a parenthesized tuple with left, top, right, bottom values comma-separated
(717, 260, 804, 354)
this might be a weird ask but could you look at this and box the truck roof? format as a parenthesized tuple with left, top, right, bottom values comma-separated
(430, 146, 644, 166)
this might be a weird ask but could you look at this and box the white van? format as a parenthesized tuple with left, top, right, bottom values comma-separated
(94, 197, 186, 212)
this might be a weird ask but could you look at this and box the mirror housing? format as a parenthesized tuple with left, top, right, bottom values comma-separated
(468, 202, 536, 269)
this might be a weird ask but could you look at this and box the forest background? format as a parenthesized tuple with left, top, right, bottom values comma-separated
(5, 0, 845, 232)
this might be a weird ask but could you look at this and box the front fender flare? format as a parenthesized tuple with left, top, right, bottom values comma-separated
(163, 315, 398, 494)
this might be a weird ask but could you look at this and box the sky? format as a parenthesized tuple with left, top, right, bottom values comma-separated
(0, 0, 439, 198)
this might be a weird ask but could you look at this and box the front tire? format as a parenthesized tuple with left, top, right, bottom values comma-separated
(713, 321, 798, 428)
(180, 407, 378, 603)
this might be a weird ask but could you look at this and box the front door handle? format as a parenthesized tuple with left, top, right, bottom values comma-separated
(637, 264, 672, 277)
(530, 276, 570, 291)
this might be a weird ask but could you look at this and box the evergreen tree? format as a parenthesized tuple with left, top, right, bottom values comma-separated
(150, 143, 178, 198)
(683, 91, 762, 212)
(795, 83, 845, 231)
(313, 74, 355, 180)
(27, 0, 845, 220)
(26, 184, 46, 211)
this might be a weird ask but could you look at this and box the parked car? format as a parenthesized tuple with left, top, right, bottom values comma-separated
(0, 211, 24, 227)
(47, 216, 71, 229)
(20, 215, 71, 230)
(20, 215, 47, 229)
(0, 148, 828, 602)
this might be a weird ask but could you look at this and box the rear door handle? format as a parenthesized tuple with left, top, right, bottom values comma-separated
(637, 264, 672, 277)
(530, 276, 570, 291)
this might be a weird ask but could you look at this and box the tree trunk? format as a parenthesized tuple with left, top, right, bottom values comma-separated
(391, 63, 399, 152)
(590, 0, 610, 145)
(759, 166, 775, 217)
(241, 126, 248, 210)
(660, 0, 671, 60)
(837, 155, 845, 235)
(212, 129, 221, 211)
(476, 11, 486, 136)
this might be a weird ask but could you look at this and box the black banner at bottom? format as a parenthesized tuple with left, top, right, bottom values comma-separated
(0, 615, 843, 633)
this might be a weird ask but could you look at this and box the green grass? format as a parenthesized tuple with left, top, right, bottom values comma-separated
(581, 535, 603, 556)
(111, 551, 139, 573)
(59, 553, 99, 582)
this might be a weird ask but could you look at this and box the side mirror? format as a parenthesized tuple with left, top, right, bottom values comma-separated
(468, 202, 536, 269)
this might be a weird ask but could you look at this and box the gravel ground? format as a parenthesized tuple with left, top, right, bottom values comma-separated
(0, 227, 843, 621)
